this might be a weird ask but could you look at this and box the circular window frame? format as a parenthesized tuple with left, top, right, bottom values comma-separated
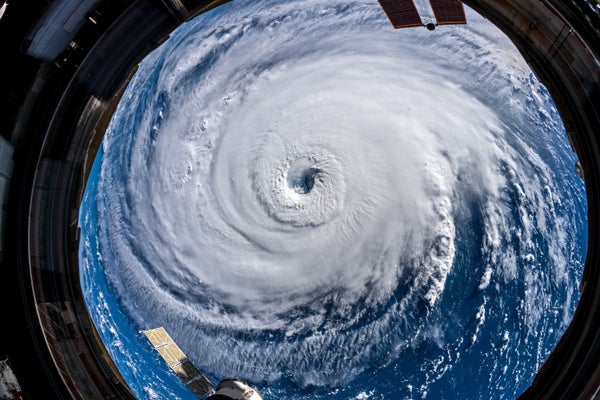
(5, 0, 600, 398)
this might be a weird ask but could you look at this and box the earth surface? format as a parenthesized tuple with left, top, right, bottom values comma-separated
(78, 1, 588, 399)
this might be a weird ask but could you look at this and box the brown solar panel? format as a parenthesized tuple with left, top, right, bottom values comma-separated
(378, 0, 423, 29)
(429, 0, 467, 25)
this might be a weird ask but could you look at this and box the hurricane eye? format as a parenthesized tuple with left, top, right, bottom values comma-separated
(289, 167, 320, 194)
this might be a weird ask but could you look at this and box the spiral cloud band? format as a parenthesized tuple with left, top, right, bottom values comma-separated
(80, 0, 588, 398)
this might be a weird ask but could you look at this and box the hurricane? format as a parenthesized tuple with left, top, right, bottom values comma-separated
(78, 0, 588, 399)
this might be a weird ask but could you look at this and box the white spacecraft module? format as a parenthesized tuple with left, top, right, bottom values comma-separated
(207, 379, 265, 400)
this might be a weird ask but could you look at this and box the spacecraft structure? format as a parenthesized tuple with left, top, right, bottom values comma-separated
(143, 327, 264, 400)
(377, 0, 467, 30)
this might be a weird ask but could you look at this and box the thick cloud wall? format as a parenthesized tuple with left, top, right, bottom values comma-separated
(79, 1, 588, 398)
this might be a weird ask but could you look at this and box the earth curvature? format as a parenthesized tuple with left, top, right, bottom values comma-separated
(78, 1, 588, 399)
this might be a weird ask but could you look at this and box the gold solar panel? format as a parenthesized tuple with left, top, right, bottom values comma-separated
(144, 326, 172, 347)
(143, 327, 215, 398)
(157, 343, 186, 366)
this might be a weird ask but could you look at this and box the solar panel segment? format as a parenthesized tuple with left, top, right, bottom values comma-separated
(143, 327, 215, 398)
(378, 0, 423, 28)
(429, 0, 467, 25)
